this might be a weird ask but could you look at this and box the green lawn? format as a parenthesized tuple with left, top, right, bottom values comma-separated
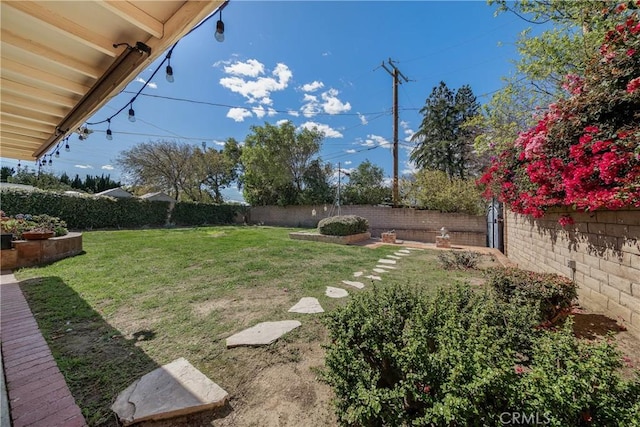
(14, 226, 493, 426)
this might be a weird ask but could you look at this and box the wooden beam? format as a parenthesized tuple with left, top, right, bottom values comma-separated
(1, 30, 102, 79)
(1, 58, 91, 96)
(0, 115, 55, 134)
(0, 139, 39, 150)
(0, 132, 43, 145)
(0, 125, 52, 140)
(2, 105, 60, 126)
(1, 79, 78, 108)
(97, 0, 164, 39)
(0, 147, 36, 160)
(2, 93, 68, 118)
(4, 1, 117, 57)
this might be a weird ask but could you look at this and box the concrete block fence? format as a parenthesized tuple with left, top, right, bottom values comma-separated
(504, 207, 640, 335)
(247, 205, 487, 247)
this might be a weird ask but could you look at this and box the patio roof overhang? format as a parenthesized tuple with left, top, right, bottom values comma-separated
(0, 0, 226, 161)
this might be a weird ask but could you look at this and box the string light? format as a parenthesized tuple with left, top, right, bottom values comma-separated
(65, 138, 70, 152)
(166, 51, 174, 83)
(106, 119, 113, 140)
(128, 104, 136, 122)
(215, 9, 225, 42)
(17, 160, 21, 168)
(55, 149, 60, 158)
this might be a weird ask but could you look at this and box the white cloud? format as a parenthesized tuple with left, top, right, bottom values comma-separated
(277, 119, 290, 126)
(344, 161, 352, 165)
(300, 81, 324, 92)
(134, 77, 157, 89)
(321, 88, 351, 114)
(101, 164, 114, 170)
(219, 61, 292, 105)
(226, 108, 253, 122)
(213, 140, 226, 146)
(401, 120, 416, 142)
(287, 110, 300, 117)
(322, 51, 331, 57)
(301, 94, 320, 118)
(346, 149, 357, 154)
(358, 113, 368, 125)
(402, 160, 418, 176)
(361, 134, 391, 148)
(75, 164, 93, 169)
(299, 121, 343, 138)
(223, 59, 265, 77)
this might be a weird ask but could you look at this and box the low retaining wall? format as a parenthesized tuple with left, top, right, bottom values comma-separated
(0, 232, 83, 270)
(249, 205, 486, 247)
(504, 207, 640, 334)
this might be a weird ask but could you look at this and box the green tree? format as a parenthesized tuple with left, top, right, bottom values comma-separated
(197, 139, 242, 204)
(410, 82, 481, 179)
(476, 0, 622, 154)
(241, 121, 325, 205)
(301, 159, 334, 205)
(342, 160, 391, 205)
(1, 166, 15, 182)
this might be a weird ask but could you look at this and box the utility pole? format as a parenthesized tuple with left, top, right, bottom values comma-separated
(337, 161, 342, 216)
(380, 58, 409, 206)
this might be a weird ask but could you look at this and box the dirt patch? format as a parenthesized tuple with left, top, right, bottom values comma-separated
(192, 288, 291, 326)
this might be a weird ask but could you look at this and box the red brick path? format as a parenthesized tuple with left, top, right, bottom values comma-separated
(1, 272, 87, 427)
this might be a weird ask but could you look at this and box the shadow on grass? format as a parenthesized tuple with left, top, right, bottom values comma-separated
(19, 276, 232, 427)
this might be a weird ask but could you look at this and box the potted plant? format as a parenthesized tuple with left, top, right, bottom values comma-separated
(0, 213, 68, 241)
(0, 210, 12, 249)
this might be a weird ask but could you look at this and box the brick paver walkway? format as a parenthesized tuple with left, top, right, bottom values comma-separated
(1, 272, 86, 427)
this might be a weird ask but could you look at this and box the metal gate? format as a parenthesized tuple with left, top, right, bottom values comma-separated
(487, 198, 504, 252)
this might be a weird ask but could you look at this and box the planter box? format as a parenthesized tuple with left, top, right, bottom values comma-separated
(381, 232, 396, 244)
(21, 231, 55, 240)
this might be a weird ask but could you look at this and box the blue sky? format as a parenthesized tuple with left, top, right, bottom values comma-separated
(3, 1, 534, 202)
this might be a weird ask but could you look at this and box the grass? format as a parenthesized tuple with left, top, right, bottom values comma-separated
(14, 226, 494, 426)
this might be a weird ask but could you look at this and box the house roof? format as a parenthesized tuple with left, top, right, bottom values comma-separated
(0, 0, 226, 161)
(94, 187, 133, 198)
(140, 191, 175, 202)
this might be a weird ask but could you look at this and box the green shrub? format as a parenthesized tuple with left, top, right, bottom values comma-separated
(170, 202, 242, 226)
(317, 215, 368, 236)
(437, 250, 479, 270)
(323, 283, 639, 426)
(485, 267, 577, 322)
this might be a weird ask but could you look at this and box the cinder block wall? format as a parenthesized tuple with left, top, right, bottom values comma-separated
(248, 205, 487, 246)
(504, 207, 640, 332)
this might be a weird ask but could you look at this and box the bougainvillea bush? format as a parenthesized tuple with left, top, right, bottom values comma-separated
(479, 5, 640, 220)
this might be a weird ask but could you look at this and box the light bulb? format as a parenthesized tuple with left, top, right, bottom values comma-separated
(215, 20, 225, 42)
(166, 65, 174, 83)
(128, 107, 136, 122)
(48, 159, 52, 166)
(55, 151, 60, 158)
(65, 144, 70, 152)
(106, 128, 113, 140)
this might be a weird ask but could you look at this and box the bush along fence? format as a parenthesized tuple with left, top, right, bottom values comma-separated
(0, 188, 247, 229)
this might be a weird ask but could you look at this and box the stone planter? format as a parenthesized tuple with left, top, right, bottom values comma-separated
(21, 231, 55, 240)
(381, 232, 396, 244)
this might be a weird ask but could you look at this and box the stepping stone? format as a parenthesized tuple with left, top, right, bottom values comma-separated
(394, 252, 409, 256)
(326, 286, 349, 298)
(387, 255, 401, 260)
(404, 247, 424, 251)
(226, 320, 301, 348)
(373, 268, 388, 273)
(342, 280, 365, 289)
(398, 249, 411, 254)
(288, 297, 324, 314)
(378, 259, 396, 264)
(112, 357, 228, 425)
(365, 275, 382, 281)
(353, 271, 363, 277)
(376, 265, 397, 269)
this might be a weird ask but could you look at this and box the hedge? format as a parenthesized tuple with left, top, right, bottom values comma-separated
(317, 215, 369, 236)
(1, 189, 246, 229)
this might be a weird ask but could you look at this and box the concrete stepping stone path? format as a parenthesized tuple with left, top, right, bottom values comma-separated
(353, 271, 364, 277)
(387, 255, 401, 260)
(378, 259, 397, 264)
(394, 252, 409, 256)
(226, 320, 301, 348)
(112, 357, 228, 425)
(288, 297, 324, 313)
(376, 264, 397, 269)
(326, 286, 349, 298)
(398, 249, 411, 254)
(365, 275, 382, 281)
(373, 268, 388, 274)
(342, 280, 365, 289)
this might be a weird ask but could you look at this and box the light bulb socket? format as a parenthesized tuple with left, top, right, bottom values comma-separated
(166, 65, 174, 83)
(128, 107, 136, 122)
(55, 151, 60, 158)
(106, 128, 113, 140)
(65, 144, 70, 152)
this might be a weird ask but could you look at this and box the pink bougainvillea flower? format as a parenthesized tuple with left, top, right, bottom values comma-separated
(584, 126, 600, 134)
(558, 215, 574, 227)
(627, 77, 640, 93)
